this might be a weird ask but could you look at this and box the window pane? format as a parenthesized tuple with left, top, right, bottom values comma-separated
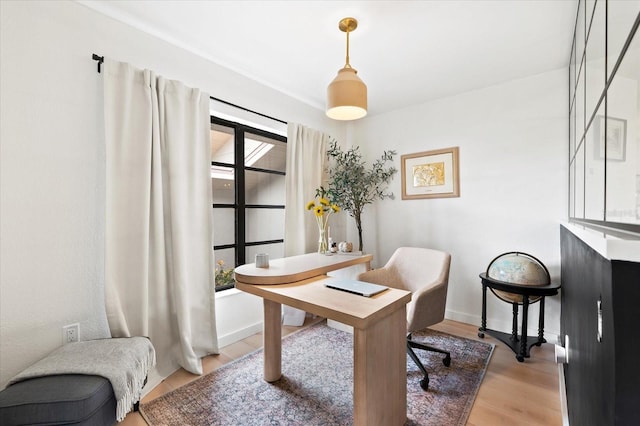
(570, 39, 576, 115)
(608, 1, 640, 79)
(245, 133, 286, 172)
(569, 160, 575, 218)
(570, 105, 576, 157)
(214, 248, 235, 289)
(211, 166, 235, 204)
(606, 31, 639, 224)
(585, 0, 596, 27)
(575, 141, 585, 219)
(585, 104, 605, 220)
(245, 170, 285, 205)
(246, 208, 284, 243)
(585, 0, 605, 120)
(246, 243, 284, 264)
(211, 123, 235, 164)
(576, 0, 585, 67)
(576, 61, 586, 143)
(213, 207, 235, 246)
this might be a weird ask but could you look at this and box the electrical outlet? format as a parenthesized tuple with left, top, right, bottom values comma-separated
(62, 323, 80, 344)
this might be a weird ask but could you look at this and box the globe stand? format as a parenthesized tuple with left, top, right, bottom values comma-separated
(478, 273, 560, 362)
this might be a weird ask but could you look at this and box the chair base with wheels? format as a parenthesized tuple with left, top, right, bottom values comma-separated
(407, 333, 451, 390)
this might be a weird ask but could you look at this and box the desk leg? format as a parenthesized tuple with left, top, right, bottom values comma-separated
(263, 299, 282, 382)
(353, 307, 407, 426)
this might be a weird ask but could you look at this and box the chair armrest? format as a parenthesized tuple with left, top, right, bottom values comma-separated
(357, 267, 400, 288)
(407, 279, 448, 332)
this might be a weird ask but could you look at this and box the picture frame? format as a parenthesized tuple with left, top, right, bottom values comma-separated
(401, 147, 460, 200)
(594, 115, 627, 161)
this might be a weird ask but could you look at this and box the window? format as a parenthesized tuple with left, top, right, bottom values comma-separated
(568, 1, 640, 234)
(211, 116, 287, 291)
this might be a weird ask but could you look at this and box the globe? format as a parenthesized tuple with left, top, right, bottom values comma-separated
(486, 252, 550, 304)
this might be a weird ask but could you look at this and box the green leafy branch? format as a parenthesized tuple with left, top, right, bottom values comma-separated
(320, 139, 397, 251)
(215, 260, 235, 288)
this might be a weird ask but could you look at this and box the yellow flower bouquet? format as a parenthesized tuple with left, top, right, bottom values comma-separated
(306, 194, 340, 254)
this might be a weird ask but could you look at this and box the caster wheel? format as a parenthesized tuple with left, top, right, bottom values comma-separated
(478, 332, 485, 338)
(516, 355, 524, 362)
(443, 356, 451, 367)
(419, 377, 429, 391)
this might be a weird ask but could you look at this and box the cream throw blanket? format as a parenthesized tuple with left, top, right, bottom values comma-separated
(10, 337, 155, 422)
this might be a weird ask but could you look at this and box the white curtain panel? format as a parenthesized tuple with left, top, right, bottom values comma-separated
(282, 123, 329, 325)
(103, 59, 218, 377)
(284, 123, 329, 255)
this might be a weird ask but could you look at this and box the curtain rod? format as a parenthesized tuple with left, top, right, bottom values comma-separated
(92, 53, 287, 125)
(210, 96, 287, 125)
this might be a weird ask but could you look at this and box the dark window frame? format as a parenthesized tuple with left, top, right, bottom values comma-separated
(567, 3, 640, 235)
(211, 116, 287, 291)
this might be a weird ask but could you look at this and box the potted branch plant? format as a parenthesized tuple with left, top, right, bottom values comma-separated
(321, 139, 397, 252)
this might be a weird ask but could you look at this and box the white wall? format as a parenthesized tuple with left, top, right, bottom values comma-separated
(0, 0, 336, 389)
(353, 69, 568, 337)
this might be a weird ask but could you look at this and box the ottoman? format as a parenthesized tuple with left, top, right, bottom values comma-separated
(0, 336, 154, 425)
(0, 374, 117, 425)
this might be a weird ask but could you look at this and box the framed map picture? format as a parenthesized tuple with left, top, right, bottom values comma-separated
(401, 147, 460, 200)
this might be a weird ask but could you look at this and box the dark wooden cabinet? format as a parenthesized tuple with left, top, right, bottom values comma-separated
(560, 226, 640, 425)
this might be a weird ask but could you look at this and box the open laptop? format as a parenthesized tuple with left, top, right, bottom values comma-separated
(324, 279, 389, 297)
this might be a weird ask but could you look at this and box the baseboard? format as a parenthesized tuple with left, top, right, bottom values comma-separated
(141, 368, 164, 398)
(217, 311, 559, 346)
(217, 321, 263, 348)
(445, 309, 479, 327)
(445, 309, 559, 343)
(559, 363, 569, 426)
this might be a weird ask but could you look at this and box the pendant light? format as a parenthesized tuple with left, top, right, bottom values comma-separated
(326, 17, 367, 121)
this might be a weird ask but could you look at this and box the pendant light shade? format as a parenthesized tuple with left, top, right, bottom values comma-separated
(327, 67, 367, 120)
(326, 18, 367, 121)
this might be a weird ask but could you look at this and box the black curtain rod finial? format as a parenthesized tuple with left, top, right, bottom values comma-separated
(92, 53, 104, 73)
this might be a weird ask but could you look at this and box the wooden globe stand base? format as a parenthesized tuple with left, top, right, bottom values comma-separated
(478, 273, 560, 362)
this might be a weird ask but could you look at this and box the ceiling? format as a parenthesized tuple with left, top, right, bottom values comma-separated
(78, 0, 577, 118)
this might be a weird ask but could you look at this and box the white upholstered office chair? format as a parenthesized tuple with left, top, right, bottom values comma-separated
(357, 247, 452, 391)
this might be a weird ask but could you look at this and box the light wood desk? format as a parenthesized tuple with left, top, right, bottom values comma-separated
(235, 253, 411, 426)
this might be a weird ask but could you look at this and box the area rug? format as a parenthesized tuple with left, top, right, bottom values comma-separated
(140, 322, 494, 425)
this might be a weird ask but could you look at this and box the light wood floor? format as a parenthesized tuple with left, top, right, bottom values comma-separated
(122, 317, 562, 426)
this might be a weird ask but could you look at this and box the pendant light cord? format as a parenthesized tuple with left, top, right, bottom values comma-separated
(345, 28, 352, 68)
